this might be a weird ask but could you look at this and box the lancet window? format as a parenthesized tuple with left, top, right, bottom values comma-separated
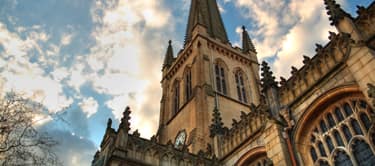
(235, 71, 247, 103)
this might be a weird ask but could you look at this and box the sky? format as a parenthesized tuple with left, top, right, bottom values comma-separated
(0, 0, 373, 165)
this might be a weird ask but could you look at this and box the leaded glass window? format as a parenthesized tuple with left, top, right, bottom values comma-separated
(325, 136, 334, 153)
(173, 82, 180, 114)
(327, 113, 336, 128)
(360, 113, 371, 131)
(184, 68, 192, 101)
(310, 147, 318, 162)
(350, 119, 363, 135)
(215, 63, 227, 95)
(352, 139, 375, 165)
(335, 107, 345, 121)
(305, 97, 374, 165)
(334, 151, 353, 166)
(235, 71, 247, 103)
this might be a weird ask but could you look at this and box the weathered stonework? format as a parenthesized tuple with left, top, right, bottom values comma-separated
(93, 1, 375, 166)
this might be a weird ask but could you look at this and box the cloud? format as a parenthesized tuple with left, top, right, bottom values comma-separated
(232, 0, 337, 79)
(44, 129, 97, 166)
(79, 97, 99, 117)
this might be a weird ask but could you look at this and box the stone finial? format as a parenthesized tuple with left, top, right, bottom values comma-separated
(303, 55, 311, 64)
(120, 106, 131, 132)
(107, 118, 112, 129)
(291, 66, 298, 75)
(242, 26, 257, 53)
(328, 31, 338, 40)
(315, 44, 323, 52)
(209, 107, 224, 137)
(368, 83, 375, 107)
(150, 135, 157, 143)
(324, 0, 351, 25)
(280, 77, 287, 86)
(162, 40, 174, 70)
(357, 5, 366, 16)
(133, 129, 140, 137)
(261, 61, 278, 92)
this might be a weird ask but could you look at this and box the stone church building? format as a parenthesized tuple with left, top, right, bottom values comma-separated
(92, 0, 375, 165)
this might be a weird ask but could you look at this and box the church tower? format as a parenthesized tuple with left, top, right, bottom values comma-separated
(157, 0, 261, 153)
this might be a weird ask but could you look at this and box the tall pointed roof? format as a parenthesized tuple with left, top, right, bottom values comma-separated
(185, 0, 229, 44)
(242, 26, 256, 53)
(163, 40, 174, 69)
(324, 0, 351, 25)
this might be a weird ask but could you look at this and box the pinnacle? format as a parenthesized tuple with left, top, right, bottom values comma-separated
(324, 0, 351, 25)
(209, 106, 224, 137)
(242, 26, 256, 53)
(260, 61, 277, 92)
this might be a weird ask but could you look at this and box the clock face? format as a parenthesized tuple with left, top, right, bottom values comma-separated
(174, 130, 186, 148)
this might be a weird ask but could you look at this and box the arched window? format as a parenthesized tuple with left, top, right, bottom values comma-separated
(327, 113, 336, 128)
(215, 63, 227, 95)
(184, 68, 192, 101)
(341, 125, 352, 143)
(335, 107, 345, 121)
(310, 147, 318, 162)
(350, 119, 363, 135)
(352, 139, 375, 165)
(360, 113, 372, 131)
(235, 71, 247, 103)
(325, 136, 334, 153)
(297, 95, 375, 166)
(333, 130, 344, 146)
(173, 82, 180, 114)
(334, 151, 353, 166)
(343, 103, 353, 117)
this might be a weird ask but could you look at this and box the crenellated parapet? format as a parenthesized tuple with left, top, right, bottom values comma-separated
(217, 106, 268, 158)
(92, 106, 219, 166)
(279, 32, 354, 106)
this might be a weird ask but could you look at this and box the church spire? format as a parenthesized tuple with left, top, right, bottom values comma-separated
(242, 26, 256, 53)
(324, 0, 351, 25)
(163, 40, 174, 70)
(185, 0, 229, 45)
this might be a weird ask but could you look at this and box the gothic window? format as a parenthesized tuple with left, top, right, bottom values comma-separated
(215, 63, 227, 95)
(320, 120, 328, 133)
(335, 107, 345, 121)
(235, 71, 247, 103)
(325, 136, 334, 153)
(350, 119, 363, 135)
(342, 125, 352, 143)
(302, 97, 374, 165)
(333, 130, 344, 146)
(334, 150, 353, 166)
(343, 103, 353, 117)
(360, 113, 372, 131)
(327, 113, 336, 128)
(173, 82, 180, 114)
(310, 147, 318, 162)
(318, 141, 327, 157)
(352, 139, 375, 165)
(184, 68, 192, 101)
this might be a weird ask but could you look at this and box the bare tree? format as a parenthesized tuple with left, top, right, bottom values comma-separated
(0, 92, 61, 166)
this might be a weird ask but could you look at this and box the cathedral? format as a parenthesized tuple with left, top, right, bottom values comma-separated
(92, 0, 375, 165)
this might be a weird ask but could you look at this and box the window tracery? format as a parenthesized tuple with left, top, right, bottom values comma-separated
(184, 68, 192, 101)
(215, 63, 227, 95)
(173, 82, 180, 115)
(306, 97, 375, 165)
(235, 71, 247, 103)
